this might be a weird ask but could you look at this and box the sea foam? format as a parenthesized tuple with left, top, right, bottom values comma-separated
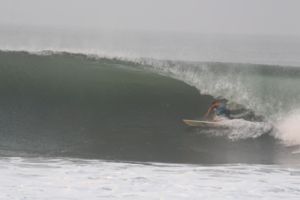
(276, 111, 300, 146)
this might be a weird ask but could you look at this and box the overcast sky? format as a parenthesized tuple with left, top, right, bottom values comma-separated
(1, 0, 300, 35)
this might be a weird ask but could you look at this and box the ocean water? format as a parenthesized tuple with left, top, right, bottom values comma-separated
(0, 26, 300, 199)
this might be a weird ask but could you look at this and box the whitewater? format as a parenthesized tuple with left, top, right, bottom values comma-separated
(0, 26, 300, 199)
(1, 157, 300, 200)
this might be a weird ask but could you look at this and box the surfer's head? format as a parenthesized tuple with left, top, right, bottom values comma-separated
(212, 97, 227, 105)
(211, 100, 220, 105)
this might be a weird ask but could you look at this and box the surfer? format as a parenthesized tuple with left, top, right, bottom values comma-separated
(204, 100, 231, 121)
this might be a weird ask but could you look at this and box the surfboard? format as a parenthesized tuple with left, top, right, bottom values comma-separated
(182, 119, 225, 127)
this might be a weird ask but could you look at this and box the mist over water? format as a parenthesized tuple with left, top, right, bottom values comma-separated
(1, 26, 300, 66)
(276, 110, 300, 146)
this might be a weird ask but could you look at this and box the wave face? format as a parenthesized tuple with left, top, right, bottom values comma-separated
(0, 51, 211, 162)
(0, 51, 299, 164)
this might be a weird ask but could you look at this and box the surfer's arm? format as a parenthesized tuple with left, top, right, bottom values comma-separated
(204, 105, 214, 118)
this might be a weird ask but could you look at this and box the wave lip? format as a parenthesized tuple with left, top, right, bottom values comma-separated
(1, 26, 300, 66)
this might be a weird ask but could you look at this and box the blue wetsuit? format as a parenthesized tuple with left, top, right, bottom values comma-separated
(215, 102, 230, 118)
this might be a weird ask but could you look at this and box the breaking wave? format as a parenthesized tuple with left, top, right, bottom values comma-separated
(0, 27, 300, 163)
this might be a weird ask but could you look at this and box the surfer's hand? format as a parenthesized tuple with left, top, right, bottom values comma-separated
(204, 112, 210, 118)
(204, 114, 209, 120)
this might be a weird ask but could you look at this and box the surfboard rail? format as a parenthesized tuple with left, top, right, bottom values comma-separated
(182, 119, 225, 127)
